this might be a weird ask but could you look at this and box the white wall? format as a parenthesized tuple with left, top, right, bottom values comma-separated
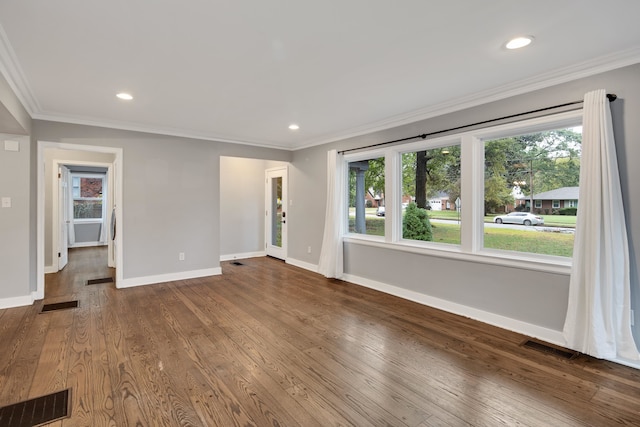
(219, 157, 288, 259)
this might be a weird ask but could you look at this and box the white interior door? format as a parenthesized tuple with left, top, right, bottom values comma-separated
(58, 165, 70, 270)
(108, 159, 117, 268)
(265, 167, 287, 260)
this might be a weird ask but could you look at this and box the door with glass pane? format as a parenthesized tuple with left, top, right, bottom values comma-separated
(265, 167, 287, 260)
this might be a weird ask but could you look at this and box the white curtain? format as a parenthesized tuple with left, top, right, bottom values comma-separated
(562, 89, 639, 360)
(317, 149, 346, 278)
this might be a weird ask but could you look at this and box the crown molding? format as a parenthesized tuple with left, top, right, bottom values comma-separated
(294, 46, 640, 151)
(0, 24, 40, 115)
(1, 20, 639, 153)
(31, 111, 292, 151)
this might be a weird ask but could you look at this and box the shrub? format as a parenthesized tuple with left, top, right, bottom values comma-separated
(558, 207, 577, 216)
(403, 203, 433, 241)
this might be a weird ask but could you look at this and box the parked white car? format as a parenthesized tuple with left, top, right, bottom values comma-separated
(493, 212, 544, 226)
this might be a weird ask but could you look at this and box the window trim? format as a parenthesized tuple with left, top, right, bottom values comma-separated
(341, 109, 582, 273)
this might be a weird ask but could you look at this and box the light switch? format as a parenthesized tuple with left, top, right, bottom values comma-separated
(4, 140, 19, 152)
(1, 197, 11, 208)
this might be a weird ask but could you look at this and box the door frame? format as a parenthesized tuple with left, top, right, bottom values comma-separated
(265, 166, 288, 260)
(36, 141, 123, 300)
(51, 161, 113, 272)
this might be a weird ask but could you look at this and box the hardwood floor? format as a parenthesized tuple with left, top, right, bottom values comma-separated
(1, 247, 640, 426)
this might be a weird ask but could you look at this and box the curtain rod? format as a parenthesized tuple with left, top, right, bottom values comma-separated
(339, 93, 617, 155)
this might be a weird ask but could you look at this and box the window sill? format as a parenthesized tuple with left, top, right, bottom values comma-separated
(343, 235, 572, 275)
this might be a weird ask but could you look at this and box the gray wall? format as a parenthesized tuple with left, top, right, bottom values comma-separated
(73, 223, 103, 244)
(220, 157, 288, 258)
(288, 64, 640, 340)
(0, 72, 30, 135)
(33, 121, 291, 283)
(0, 134, 30, 300)
(0, 71, 31, 302)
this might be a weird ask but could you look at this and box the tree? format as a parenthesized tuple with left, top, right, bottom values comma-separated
(349, 157, 385, 207)
(484, 129, 582, 212)
(364, 157, 385, 198)
(402, 203, 432, 241)
(404, 145, 461, 208)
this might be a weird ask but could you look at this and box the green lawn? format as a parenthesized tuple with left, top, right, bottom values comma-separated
(348, 216, 574, 257)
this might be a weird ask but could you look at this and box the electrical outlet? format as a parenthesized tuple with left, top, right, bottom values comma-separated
(307, 246, 311, 254)
(179, 252, 185, 261)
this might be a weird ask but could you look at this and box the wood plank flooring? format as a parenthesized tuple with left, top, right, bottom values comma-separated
(1, 247, 640, 426)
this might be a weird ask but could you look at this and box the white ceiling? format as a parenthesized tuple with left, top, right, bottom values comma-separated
(1, 1, 639, 150)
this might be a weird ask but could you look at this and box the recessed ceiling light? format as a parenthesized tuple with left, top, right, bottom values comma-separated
(288, 124, 300, 130)
(505, 36, 533, 50)
(116, 92, 133, 100)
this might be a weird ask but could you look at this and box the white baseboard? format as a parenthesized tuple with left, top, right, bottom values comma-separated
(69, 242, 107, 248)
(117, 267, 222, 289)
(342, 273, 566, 347)
(0, 294, 35, 309)
(286, 258, 318, 273)
(32, 290, 44, 301)
(220, 251, 266, 262)
(44, 264, 57, 274)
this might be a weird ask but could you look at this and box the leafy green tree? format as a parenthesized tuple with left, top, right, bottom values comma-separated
(402, 203, 432, 241)
(365, 157, 385, 198)
(404, 145, 461, 208)
(484, 129, 582, 212)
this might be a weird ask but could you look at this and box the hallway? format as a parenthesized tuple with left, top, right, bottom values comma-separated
(45, 246, 113, 301)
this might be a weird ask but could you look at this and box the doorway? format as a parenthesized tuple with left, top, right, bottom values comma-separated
(37, 141, 123, 300)
(265, 167, 287, 260)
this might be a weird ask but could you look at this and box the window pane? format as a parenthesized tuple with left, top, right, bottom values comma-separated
(74, 200, 103, 219)
(401, 144, 461, 244)
(484, 127, 581, 257)
(270, 177, 282, 247)
(348, 157, 385, 236)
(79, 177, 103, 198)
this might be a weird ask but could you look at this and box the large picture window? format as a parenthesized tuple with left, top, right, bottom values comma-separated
(348, 156, 385, 236)
(343, 110, 582, 270)
(401, 144, 461, 245)
(483, 127, 581, 257)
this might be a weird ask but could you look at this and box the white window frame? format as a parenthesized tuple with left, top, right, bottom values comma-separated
(345, 149, 388, 242)
(71, 173, 105, 223)
(552, 200, 561, 209)
(341, 109, 582, 274)
(534, 200, 542, 209)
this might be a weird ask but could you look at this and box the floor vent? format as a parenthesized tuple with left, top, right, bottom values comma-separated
(231, 261, 244, 266)
(0, 389, 70, 426)
(87, 277, 114, 285)
(522, 339, 578, 360)
(41, 301, 79, 313)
